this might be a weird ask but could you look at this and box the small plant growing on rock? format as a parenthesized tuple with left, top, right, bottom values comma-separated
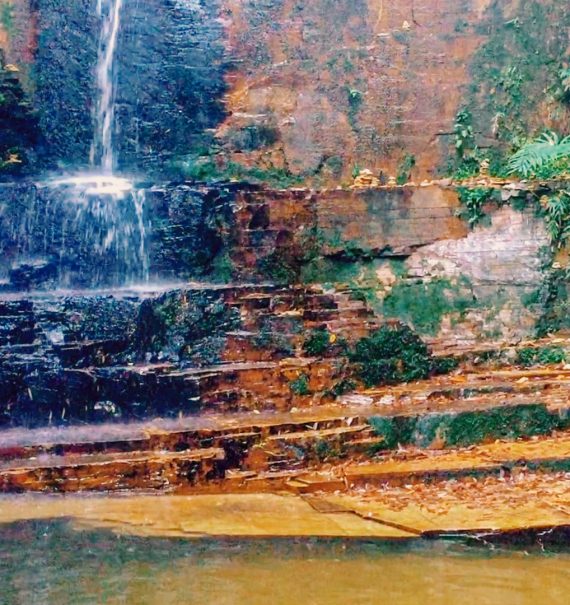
(347, 88, 364, 128)
(302, 328, 347, 357)
(552, 67, 570, 104)
(314, 439, 340, 462)
(396, 153, 416, 185)
(349, 323, 433, 387)
(516, 346, 566, 367)
(432, 356, 460, 375)
(540, 191, 570, 248)
(289, 373, 311, 396)
(452, 108, 480, 177)
(456, 187, 497, 226)
(323, 378, 358, 400)
(303, 328, 332, 356)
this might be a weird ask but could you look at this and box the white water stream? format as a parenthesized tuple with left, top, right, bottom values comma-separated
(90, 0, 124, 173)
(4, 0, 152, 290)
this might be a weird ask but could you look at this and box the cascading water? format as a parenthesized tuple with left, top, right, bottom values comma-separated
(90, 0, 123, 173)
(3, 0, 151, 291)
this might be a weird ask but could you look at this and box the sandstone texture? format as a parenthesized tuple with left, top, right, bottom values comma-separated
(2, 0, 568, 182)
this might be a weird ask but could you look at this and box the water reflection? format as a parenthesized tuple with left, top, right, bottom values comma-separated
(1, 520, 569, 605)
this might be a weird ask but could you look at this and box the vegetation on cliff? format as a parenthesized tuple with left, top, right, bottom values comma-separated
(349, 323, 434, 387)
(507, 132, 570, 179)
(448, 1, 570, 182)
(0, 56, 38, 175)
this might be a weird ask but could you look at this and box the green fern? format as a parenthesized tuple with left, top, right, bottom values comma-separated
(507, 132, 570, 178)
(542, 191, 570, 248)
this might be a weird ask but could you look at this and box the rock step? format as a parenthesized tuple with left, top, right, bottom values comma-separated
(23, 358, 347, 422)
(221, 331, 294, 363)
(231, 435, 570, 495)
(0, 314, 36, 345)
(0, 447, 226, 493)
(5, 353, 570, 433)
(51, 339, 129, 367)
(0, 301, 34, 316)
(0, 339, 130, 369)
(227, 290, 341, 311)
(341, 436, 570, 487)
(348, 368, 570, 407)
(0, 409, 376, 462)
(2, 393, 568, 475)
(243, 425, 376, 471)
(428, 335, 570, 362)
(264, 424, 373, 445)
(237, 306, 376, 340)
(78, 360, 570, 423)
(243, 400, 570, 472)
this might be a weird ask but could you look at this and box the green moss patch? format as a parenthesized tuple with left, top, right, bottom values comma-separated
(368, 403, 566, 451)
(289, 373, 311, 396)
(349, 323, 433, 387)
(516, 346, 566, 367)
(381, 278, 474, 336)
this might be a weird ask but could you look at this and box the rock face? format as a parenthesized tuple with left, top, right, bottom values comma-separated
(113, 0, 228, 175)
(0, 0, 229, 173)
(0, 178, 563, 430)
(0, 180, 553, 345)
(2, 0, 568, 182)
(0, 181, 239, 289)
(0, 1, 566, 433)
(0, 181, 466, 290)
(32, 0, 99, 169)
(217, 0, 489, 182)
(315, 187, 467, 256)
(406, 206, 548, 296)
(402, 206, 550, 344)
(0, 54, 39, 172)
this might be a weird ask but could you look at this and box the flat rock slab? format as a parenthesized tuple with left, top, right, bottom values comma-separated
(314, 471, 570, 535)
(0, 493, 415, 539)
(341, 435, 570, 485)
(1, 472, 569, 539)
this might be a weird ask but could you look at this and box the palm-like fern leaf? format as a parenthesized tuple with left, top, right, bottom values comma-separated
(507, 132, 570, 178)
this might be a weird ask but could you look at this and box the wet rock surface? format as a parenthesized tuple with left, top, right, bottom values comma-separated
(1, 0, 570, 545)
(3, 1, 569, 184)
(0, 180, 567, 430)
(0, 281, 376, 427)
(33, 0, 99, 168)
(114, 0, 228, 175)
(0, 181, 237, 289)
(3, 0, 229, 174)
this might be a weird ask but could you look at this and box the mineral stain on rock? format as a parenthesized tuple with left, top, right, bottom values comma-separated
(1, 5, 570, 599)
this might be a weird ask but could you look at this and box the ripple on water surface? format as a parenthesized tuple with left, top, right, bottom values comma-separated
(0, 518, 569, 605)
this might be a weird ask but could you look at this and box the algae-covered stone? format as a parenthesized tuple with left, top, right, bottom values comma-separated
(350, 323, 433, 387)
(368, 403, 564, 451)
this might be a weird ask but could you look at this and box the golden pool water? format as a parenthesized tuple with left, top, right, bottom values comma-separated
(1, 516, 569, 605)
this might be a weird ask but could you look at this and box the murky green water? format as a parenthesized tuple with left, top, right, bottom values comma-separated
(1, 521, 570, 604)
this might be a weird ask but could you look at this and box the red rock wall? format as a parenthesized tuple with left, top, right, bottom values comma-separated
(218, 0, 494, 183)
(230, 185, 467, 280)
(0, 0, 490, 181)
(2, 0, 566, 184)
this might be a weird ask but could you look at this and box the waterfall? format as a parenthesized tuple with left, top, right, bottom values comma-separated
(90, 0, 123, 173)
(0, 176, 151, 290)
(0, 0, 153, 291)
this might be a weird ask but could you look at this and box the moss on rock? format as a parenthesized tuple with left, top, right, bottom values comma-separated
(368, 403, 566, 451)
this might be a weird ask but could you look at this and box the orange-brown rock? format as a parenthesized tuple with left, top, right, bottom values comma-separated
(351, 169, 380, 189)
(0, 448, 226, 493)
